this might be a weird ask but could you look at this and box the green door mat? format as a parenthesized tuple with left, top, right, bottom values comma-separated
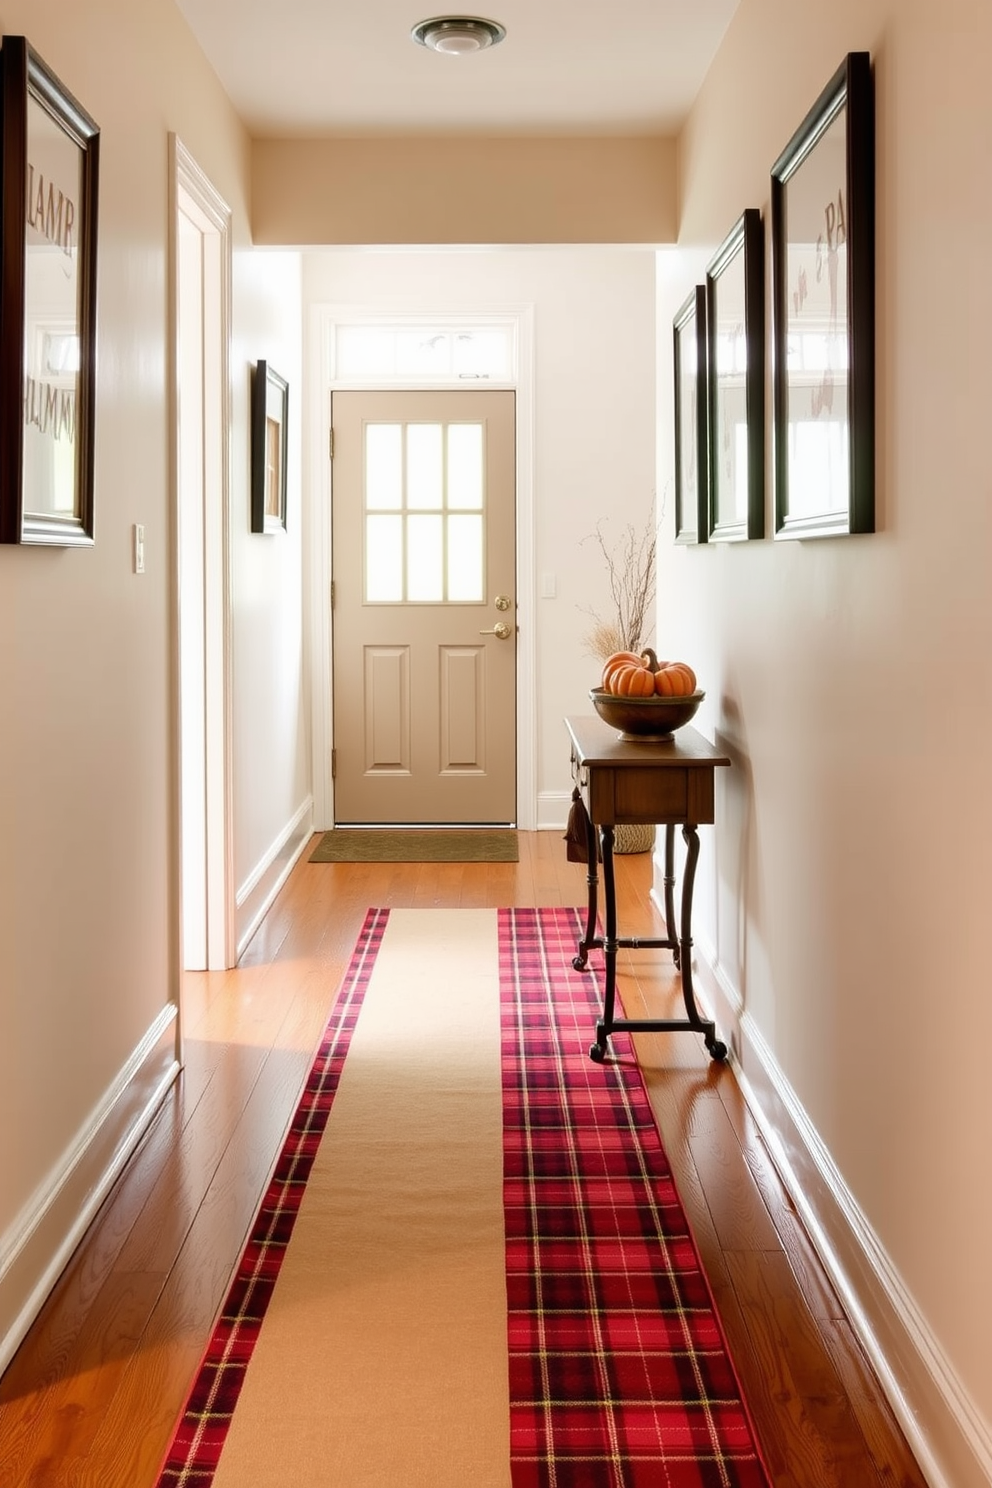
(309, 829, 519, 863)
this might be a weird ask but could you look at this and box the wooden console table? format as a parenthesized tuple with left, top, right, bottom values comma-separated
(565, 714, 731, 1063)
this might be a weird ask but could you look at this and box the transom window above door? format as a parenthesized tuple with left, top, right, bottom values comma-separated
(365, 421, 485, 603)
(333, 321, 515, 382)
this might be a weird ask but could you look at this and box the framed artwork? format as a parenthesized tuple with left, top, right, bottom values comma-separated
(251, 360, 288, 533)
(0, 35, 100, 545)
(771, 51, 875, 538)
(673, 285, 708, 545)
(706, 208, 765, 542)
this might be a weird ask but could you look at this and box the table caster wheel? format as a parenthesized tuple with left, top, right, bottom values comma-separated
(707, 1040, 728, 1062)
(589, 1042, 606, 1063)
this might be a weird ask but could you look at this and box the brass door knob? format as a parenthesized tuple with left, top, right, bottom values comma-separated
(479, 622, 512, 640)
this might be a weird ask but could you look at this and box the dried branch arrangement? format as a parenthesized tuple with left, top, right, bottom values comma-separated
(580, 510, 657, 661)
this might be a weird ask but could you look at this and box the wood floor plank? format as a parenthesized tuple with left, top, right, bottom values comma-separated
(820, 1317, 930, 1488)
(725, 1248, 886, 1488)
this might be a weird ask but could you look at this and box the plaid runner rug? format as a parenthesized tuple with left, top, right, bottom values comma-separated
(500, 907, 769, 1487)
(156, 906, 769, 1487)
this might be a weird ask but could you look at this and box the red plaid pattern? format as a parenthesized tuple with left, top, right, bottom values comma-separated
(500, 907, 770, 1487)
(154, 907, 387, 1486)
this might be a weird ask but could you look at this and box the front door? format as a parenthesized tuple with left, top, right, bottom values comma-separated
(331, 389, 516, 825)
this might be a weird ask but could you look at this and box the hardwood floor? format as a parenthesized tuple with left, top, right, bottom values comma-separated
(0, 832, 928, 1487)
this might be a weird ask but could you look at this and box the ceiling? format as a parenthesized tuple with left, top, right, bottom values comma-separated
(174, 0, 739, 139)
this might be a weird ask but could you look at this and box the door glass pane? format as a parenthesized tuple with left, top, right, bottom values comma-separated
(365, 424, 402, 510)
(447, 424, 483, 510)
(407, 514, 444, 601)
(366, 514, 403, 601)
(447, 514, 483, 601)
(407, 424, 443, 510)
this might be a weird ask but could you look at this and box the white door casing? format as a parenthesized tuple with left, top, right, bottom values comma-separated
(307, 305, 536, 831)
(170, 136, 235, 989)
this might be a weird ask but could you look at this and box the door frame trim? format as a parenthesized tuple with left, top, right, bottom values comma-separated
(306, 304, 536, 830)
(169, 134, 236, 1000)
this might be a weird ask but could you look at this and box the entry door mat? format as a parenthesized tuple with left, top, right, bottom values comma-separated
(309, 828, 519, 863)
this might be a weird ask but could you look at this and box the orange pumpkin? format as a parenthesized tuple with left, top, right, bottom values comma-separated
(601, 650, 645, 690)
(653, 661, 697, 697)
(607, 661, 656, 697)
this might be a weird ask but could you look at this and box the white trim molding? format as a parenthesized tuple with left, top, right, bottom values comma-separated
(235, 796, 315, 959)
(0, 1008, 179, 1375)
(169, 134, 236, 990)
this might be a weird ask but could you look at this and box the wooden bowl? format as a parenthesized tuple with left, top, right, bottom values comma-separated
(590, 687, 704, 740)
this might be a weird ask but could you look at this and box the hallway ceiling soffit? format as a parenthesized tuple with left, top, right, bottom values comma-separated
(174, 0, 740, 138)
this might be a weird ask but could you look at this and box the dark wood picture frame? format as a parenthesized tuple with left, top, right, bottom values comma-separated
(771, 51, 875, 539)
(673, 285, 709, 545)
(251, 360, 288, 533)
(706, 208, 765, 542)
(0, 35, 99, 545)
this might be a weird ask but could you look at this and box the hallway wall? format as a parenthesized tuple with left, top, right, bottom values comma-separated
(0, 1, 307, 1365)
(300, 246, 658, 828)
(655, 2, 992, 1484)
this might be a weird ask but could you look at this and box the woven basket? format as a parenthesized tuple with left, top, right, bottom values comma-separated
(613, 823, 656, 855)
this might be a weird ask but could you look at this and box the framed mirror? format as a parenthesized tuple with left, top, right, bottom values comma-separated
(705, 208, 765, 542)
(251, 360, 289, 533)
(673, 285, 709, 545)
(0, 35, 100, 545)
(771, 52, 875, 539)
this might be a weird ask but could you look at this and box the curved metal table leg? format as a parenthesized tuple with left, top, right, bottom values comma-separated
(664, 823, 679, 969)
(679, 824, 726, 1060)
(589, 826, 615, 1061)
(573, 807, 599, 971)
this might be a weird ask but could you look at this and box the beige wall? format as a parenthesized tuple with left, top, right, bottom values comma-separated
(301, 247, 657, 826)
(660, 0, 992, 1481)
(253, 136, 677, 245)
(0, 2, 308, 1362)
(230, 250, 310, 950)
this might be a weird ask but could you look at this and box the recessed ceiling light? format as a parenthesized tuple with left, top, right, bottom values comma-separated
(411, 15, 507, 55)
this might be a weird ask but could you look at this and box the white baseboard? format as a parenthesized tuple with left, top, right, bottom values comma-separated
(0, 1006, 179, 1375)
(235, 797, 314, 959)
(537, 790, 572, 832)
(657, 873, 992, 1488)
(731, 1006, 992, 1488)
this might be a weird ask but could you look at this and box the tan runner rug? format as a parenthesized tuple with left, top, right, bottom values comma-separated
(211, 909, 510, 1487)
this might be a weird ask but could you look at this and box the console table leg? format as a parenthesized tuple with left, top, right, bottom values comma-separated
(680, 824, 727, 1061)
(664, 823, 679, 970)
(589, 825, 616, 1062)
(573, 808, 599, 971)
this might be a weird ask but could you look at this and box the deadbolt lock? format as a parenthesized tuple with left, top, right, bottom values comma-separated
(494, 594, 511, 612)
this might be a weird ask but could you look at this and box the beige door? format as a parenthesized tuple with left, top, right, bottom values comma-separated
(331, 389, 516, 825)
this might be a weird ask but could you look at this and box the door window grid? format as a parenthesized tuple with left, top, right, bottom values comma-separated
(365, 422, 485, 604)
